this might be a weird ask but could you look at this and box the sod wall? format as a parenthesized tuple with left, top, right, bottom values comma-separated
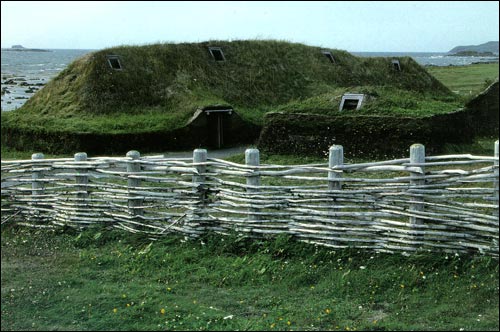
(464, 80, 499, 136)
(258, 110, 475, 158)
(1, 112, 259, 154)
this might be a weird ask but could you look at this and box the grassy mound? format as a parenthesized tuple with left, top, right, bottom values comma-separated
(2, 40, 455, 135)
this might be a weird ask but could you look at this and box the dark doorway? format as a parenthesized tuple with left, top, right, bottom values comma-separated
(204, 107, 233, 148)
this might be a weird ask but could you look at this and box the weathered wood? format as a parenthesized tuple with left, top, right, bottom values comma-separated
(2, 143, 499, 257)
(246, 148, 261, 222)
(409, 144, 425, 226)
(328, 145, 343, 191)
(494, 140, 499, 202)
(31, 153, 45, 197)
(126, 150, 143, 216)
(74, 152, 89, 200)
(191, 149, 208, 234)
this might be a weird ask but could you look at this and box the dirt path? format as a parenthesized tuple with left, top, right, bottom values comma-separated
(160, 145, 252, 159)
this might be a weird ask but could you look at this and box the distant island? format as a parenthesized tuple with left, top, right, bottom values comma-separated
(448, 41, 499, 56)
(2, 45, 51, 52)
(449, 51, 496, 57)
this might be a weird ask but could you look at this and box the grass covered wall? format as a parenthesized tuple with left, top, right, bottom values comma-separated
(258, 110, 475, 159)
(1, 40, 465, 154)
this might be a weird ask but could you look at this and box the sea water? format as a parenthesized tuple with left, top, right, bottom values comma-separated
(1, 49, 93, 111)
(1, 49, 498, 111)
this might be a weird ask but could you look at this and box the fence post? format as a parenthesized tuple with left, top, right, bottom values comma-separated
(328, 145, 343, 191)
(246, 149, 260, 222)
(30, 153, 45, 221)
(494, 140, 499, 216)
(409, 144, 425, 226)
(192, 149, 208, 235)
(74, 152, 88, 200)
(31, 153, 45, 197)
(193, 149, 207, 191)
(126, 150, 143, 216)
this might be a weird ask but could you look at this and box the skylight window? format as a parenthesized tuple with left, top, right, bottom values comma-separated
(322, 50, 336, 64)
(209, 47, 226, 62)
(391, 59, 401, 71)
(339, 94, 365, 111)
(107, 55, 122, 70)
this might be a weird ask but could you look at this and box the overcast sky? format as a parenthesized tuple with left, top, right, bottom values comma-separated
(1, 1, 498, 52)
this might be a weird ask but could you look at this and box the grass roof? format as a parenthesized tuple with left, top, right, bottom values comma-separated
(2, 40, 458, 135)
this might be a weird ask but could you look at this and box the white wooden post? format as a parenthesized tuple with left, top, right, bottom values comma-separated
(494, 140, 499, 216)
(193, 149, 207, 192)
(328, 145, 343, 191)
(192, 149, 207, 235)
(246, 149, 260, 221)
(126, 150, 143, 216)
(409, 144, 425, 226)
(74, 152, 88, 200)
(31, 153, 45, 197)
(30, 153, 45, 221)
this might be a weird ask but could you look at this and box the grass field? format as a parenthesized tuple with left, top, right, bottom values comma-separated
(1, 226, 498, 331)
(426, 63, 498, 98)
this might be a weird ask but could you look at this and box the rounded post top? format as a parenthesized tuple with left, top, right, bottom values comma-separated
(126, 150, 140, 159)
(194, 148, 207, 153)
(329, 145, 343, 166)
(31, 153, 44, 160)
(193, 149, 207, 162)
(74, 152, 87, 161)
(410, 143, 425, 150)
(410, 143, 425, 163)
(245, 148, 260, 165)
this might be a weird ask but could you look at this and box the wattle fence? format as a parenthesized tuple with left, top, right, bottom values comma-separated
(1, 142, 499, 257)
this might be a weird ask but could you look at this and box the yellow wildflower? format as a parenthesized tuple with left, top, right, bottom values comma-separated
(325, 308, 331, 314)
(160, 308, 166, 315)
(113, 308, 117, 313)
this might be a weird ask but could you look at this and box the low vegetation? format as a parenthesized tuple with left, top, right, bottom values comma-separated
(1, 226, 498, 331)
(426, 62, 499, 98)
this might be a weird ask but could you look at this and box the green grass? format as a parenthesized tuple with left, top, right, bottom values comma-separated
(1, 226, 498, 331)
(426, 63, 499, 99)
(2, 40, 454, 136)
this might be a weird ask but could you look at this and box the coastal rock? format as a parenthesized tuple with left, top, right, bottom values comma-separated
(448, 41, 499, 55)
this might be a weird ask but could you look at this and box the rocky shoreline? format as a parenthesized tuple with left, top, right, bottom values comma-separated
(1, 74, 47, 111)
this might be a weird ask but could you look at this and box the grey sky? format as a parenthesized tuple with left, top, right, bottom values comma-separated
(1, 1, 498, 52)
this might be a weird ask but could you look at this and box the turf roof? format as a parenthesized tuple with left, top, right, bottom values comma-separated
(2, 40, 459, 135)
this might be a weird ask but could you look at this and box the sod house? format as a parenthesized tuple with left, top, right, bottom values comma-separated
(2, 40, 492, 156)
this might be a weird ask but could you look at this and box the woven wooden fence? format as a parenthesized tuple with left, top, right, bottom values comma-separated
(1, 142, 499, 256)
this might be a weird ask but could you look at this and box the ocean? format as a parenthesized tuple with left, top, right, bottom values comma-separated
(1, 49, 498, 111)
